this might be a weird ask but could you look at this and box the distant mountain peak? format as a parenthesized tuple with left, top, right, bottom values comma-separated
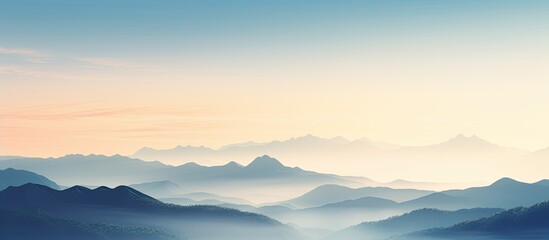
(302, 134, 318, 138)
(441, 134, 494, 147)
(95, 186, 112, 191)
(489, 177, 523, 187)
(246, 155, 284, 169)
(389, 179, 412, 184)
(450, 134, 485, 142)
(180, 162, 201, 168)
(224, 161, 243, 168)
(314, 184, 352, 191)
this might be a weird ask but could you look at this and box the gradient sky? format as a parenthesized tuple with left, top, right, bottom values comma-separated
(1, 0, 549, 157)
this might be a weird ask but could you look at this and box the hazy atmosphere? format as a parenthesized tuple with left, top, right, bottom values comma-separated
(2, 1, 549, 240)
(2, 0, 549, 158)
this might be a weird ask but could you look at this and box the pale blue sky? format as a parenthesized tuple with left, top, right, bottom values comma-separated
(1, 0, 549, 156)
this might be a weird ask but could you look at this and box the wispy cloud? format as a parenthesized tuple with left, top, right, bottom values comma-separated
(0, 65, 58, 76)
(0, 104, 222, 121)
(75, 57, 137, 68)
(0, 107, 146, 120)
(74, 57, 162, 71)
(0, 47, 49, 57)
(1, 46, 162, 77)
(0, 65, 102, 82)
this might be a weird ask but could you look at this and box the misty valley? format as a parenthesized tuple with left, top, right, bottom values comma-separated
(2, 136, 549, 240)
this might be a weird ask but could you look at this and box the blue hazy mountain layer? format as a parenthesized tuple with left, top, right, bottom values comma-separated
(284, 184, 433, 208)
(329, 208, 503, 239)
(403, 177, 549, 209)
(0, 168, 60, 190)
(0, 155, 357, 188)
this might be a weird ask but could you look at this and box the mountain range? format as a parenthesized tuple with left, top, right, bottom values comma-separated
(0, 154, 169, 186)
(0, 155, 368, 203)
(281, 184, 433, 208)
(248, 178, 549, 231)
(404, 177, 549, 210)
(0, 184, 304, 240)
(131, 134, 543, 183)
(410, 200, 549, 240)
(1, 155, 549, 239)
(0, 209, 177, 240)
(329, 207, 503, 240)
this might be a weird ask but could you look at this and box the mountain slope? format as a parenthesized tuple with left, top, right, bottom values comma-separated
(0, 184, 303, 240)
(414, 200, 549, 239)
(283, 184, 433, 208)
(0, 209, 177, 240)
(404, 177, 549, 210)
(330, 208, 502, 240)
(316, 197, 398, 209)
(273, 178, 549, 231)
(154, 155, 368, 202)
(0, 183, 162, 210)
(0, 168, 60, 190)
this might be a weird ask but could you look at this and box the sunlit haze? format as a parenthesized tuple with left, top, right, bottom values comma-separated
(1, 1, 549, 181)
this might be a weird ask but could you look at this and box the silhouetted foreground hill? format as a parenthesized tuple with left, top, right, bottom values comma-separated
(409, 200, 549, 240)
(0, 209, 177, 240)
(0, 183, 162, 209)
(329, 208, 502, 240)
(0, 168, 60, 190)
(0, 184, 304, 240)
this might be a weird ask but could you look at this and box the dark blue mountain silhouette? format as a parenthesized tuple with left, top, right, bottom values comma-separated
(0, 209, 177, 240)
(0, 168, 60, 190)
(0, 183, 161, 210)
(415, 200, 549, 239)
(329, 208, 502, 239)
(0, 184, 302, 240)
